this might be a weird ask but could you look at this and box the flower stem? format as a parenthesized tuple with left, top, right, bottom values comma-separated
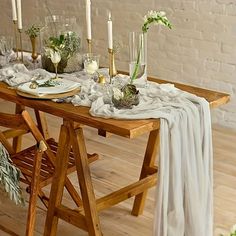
(130, 33, 144, 84)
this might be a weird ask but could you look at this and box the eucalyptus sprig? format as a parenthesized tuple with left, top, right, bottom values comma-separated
(130, 10, 172, 83)
(25, 24, 41, 38)
(0, 143, 24, 205)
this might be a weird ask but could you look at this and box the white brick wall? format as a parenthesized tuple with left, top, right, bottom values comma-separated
(1, 0, 236, 129)
(155, 0, 236, 129)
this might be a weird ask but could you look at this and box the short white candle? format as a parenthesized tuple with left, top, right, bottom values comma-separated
(16, 0, 22, 30)
(11, 0, 17, 21)
(107, 12, 113, 49)
(86, 0, 92, 40)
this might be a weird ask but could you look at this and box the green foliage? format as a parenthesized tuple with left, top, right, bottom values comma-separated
(142, 15, 172, 33)
(25, 24, 41, 38)
(0, 143, 24, 205)
(220, 226, 236, 236)
(45, 32, 81, 60)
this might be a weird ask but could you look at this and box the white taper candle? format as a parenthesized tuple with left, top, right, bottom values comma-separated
(16, 0, 22, 29)
(11, 0, 17, 21)
(86, 0, 92, 40)
(107, 12, 113, 49)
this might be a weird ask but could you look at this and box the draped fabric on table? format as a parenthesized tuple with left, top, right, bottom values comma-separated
(154, 96, 213, 236)
(89, 82, 213, 236)
(0, 64, 213, 236)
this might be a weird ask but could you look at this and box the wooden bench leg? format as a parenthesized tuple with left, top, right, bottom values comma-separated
(131, 129, 160, 216)
(70, 124, 102, 236)
(44, 122, 71, 236)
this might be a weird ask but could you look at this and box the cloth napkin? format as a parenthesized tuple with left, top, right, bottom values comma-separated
(16, 78, 81, 97)
(0, 64, 52, 87)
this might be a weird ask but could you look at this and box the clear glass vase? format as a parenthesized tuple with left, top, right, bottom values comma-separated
(129, 32, 147, 84)
(40, 15, 82, 73)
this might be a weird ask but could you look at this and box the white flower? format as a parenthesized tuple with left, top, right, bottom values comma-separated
(158, 11, 166, 17)
(143, 15, 148, 22)
(50, 51, 61, 64)
(44, 47, 53, 58)
(231, 224, 236, 233)
(45, 48, 61, 64)
(85, 60, 98, 74)
(113, 87, 124, 100)
(142, 9, 171, 33)
(148, 10, 157, 19)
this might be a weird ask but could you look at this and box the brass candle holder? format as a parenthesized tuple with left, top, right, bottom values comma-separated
(18, 29, 23, 62)
(108, 48, 117, 83)
(13, 20, 19, 60)
(98, 74, 106, 84)
(87, 38, 92, 54)
(30, 37, 38, 63)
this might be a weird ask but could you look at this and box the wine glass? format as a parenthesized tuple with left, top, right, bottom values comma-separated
(0, 36, 14, 66)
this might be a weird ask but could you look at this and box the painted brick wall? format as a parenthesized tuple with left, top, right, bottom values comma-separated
(1, 0, 236, 129)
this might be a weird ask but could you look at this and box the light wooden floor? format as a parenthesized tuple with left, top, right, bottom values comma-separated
(0, 100, 236, 236)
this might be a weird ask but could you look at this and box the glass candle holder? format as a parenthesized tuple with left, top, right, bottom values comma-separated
(83, 53, 100, 76)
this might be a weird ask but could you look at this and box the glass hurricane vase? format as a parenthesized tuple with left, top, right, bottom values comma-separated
(41, 16, 82, 73)
(129, 31, 147, 84)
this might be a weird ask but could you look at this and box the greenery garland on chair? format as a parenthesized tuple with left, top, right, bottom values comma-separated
(0, 143, 24, 205)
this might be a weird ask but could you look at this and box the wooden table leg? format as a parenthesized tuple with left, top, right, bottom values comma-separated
(44, 121, 102, 236)
(34, 110, 50, 140)
(70, 124, 102, 236)
(131, 129, 160, 216)
(44, 121, 71, 236)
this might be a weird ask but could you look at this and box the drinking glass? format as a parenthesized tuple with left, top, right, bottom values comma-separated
(129, 32, 147, 84)
(83, 53, 100, 76)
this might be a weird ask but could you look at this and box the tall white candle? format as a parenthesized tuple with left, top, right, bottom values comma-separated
(11, 0, 17, 21)
(107, 12, 113, 49)
(16, 0, 22, 30)
(86, 0, 92, 40)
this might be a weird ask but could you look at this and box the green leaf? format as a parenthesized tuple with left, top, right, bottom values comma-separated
(0, 143, 24, 205)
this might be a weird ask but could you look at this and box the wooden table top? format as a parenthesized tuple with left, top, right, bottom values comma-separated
(0, 78, 229, 138)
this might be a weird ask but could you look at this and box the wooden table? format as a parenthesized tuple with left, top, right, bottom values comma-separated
(0, 78, 230, 236)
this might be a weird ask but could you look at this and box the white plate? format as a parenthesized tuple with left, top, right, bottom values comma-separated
(17, 78, 81, 97)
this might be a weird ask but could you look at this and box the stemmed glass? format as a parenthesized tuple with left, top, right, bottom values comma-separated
(0, 36, 14, 66)
(45, 49, 61, 79)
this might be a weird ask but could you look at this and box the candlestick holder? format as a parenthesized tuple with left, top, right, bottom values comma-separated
(18, 29, 23, 62)
(13, 20, 19, 60)
(87, 39, 92, 54)
(108, 48, 117, 83)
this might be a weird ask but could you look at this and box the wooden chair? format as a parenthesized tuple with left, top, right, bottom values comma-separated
(0, 110, 98, 235)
